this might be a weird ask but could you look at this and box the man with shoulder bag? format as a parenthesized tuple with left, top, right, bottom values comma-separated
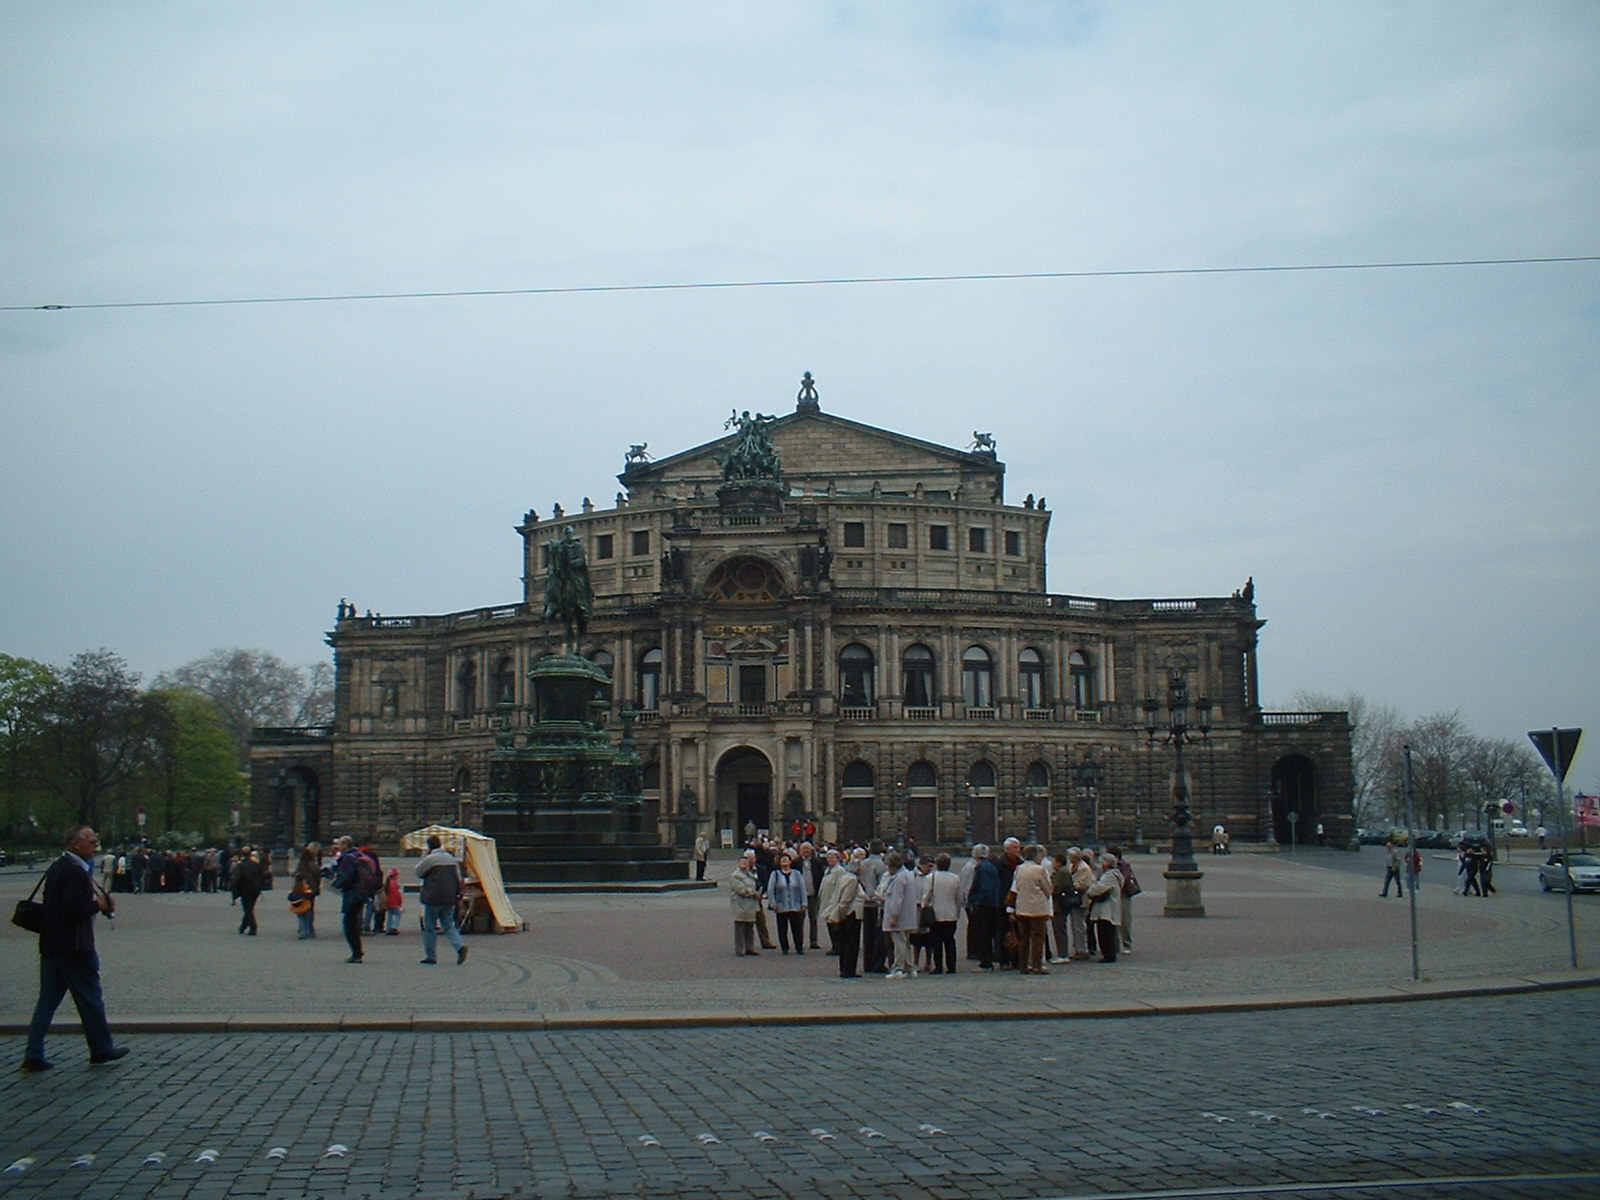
(415, 834, 469, 966)
(21, 826, 129, 1071)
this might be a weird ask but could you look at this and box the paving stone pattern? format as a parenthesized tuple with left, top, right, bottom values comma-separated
(3, 992, 1597, 1200)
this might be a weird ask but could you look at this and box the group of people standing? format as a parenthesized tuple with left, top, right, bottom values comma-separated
(728, 835, 1139, 978)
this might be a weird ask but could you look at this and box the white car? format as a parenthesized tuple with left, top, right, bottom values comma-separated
(1539, 853, 1600, 893)
(1508, 821, 1530, 838)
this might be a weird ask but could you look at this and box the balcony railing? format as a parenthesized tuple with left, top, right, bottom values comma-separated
(965, 707, 997, 720)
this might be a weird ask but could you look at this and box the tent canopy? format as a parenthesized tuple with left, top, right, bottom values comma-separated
(399, 825, 523, 934)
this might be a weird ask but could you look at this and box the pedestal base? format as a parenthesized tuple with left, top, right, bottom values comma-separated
(1162, 867, 1206, 917)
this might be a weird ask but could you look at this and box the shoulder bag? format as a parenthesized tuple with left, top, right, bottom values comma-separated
(11, 874, 46, 934)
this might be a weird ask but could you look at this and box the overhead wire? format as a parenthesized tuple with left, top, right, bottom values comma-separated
(3, 254, 1595, 313)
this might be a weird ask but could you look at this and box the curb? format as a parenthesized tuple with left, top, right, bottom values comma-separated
(10, 972, 1597, 1037)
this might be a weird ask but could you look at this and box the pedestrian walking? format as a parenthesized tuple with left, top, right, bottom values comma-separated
(231, 849, 264, 935)
(22, 826, 129, 1071)
(1380, 839, 1404, 897)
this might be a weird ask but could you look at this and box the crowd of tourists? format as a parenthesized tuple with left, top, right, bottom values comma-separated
(94, 843, 259, 895)
(727, 834, 1140, 977)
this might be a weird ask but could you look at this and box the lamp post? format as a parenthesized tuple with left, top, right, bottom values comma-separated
(964, 782, 976, 849)
(1143, 669, 1212, 918)
(895, 778, 907, 851)
(1075, 752, 1103, 846)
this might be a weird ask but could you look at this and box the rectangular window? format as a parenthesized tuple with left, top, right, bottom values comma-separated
(595, 533, 614, 560)
(842, 521, 866, 548)
(968, 527, 988, 553)
(631, 530, 651, 556)
(1004, 530, 1021, 556)
(929, 524, 950, 551)
(887, 523, 908, 549)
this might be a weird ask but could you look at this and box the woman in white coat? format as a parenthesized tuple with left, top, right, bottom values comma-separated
(1082, 852, 1124, 963)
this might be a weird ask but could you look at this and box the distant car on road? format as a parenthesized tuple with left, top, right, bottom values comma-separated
(1508, 821, 1531, 838)
(1539, 852, 1600, 893)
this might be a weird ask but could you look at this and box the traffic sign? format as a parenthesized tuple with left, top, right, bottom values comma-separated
(1502, 800, 1514, 814)
(1529, 728, 1583, 779)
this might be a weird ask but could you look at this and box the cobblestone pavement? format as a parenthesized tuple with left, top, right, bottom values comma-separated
(3, 852, 1598, 1198)
(1, 992, 1596, 1200)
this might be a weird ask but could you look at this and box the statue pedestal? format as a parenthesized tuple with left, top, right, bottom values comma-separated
(1162, 867, 1206, 918)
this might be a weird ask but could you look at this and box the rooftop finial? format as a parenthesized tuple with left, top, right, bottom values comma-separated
(796, 371, 820, 413)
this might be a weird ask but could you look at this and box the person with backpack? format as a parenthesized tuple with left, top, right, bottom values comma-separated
(331, 836, 379, 963)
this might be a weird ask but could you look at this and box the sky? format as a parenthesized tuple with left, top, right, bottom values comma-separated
(3, 2, 1597, 789)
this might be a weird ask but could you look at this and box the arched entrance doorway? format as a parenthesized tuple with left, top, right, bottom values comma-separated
(1271, 754, 1317, 847)
(717, 746, 773, 841)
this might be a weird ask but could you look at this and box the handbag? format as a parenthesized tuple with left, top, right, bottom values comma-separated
(11, 875, 46, 934)
(1122, 873, 1142, 898)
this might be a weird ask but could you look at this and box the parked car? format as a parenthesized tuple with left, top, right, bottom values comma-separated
(1508, 821, 1531, 838)
(1539, 852, 1600, 893)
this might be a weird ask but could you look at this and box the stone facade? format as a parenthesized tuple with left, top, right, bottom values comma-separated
(249, 380, 1353, 855)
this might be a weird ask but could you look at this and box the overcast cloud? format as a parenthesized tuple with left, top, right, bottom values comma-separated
(2, 3, 1596, 787)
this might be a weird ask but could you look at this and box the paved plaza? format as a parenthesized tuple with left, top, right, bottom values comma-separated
(2, 849, 1597, 1199)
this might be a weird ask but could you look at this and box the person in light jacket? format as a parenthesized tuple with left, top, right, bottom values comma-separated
(880, 852, 920, 978)
(923, 853, 963, 974)
(766, 852, 808, 954)
(1010, 844, 1054, 974)
(818, 849, 865, 978)
(728, 850, 763, 956)
(1083, 852, 1124, 963)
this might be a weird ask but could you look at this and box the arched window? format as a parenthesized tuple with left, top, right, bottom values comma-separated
(492, 656, 516, 707)
(638, 647, 663, 711)
(1019, 647, 1046, 710)
(967, 761, 996, 789)
(1070, 650, 1096, 709)
(838, 643, 875, 708)
(907, 760, 937, 789)
(1025, 760, 1050, 789)
(842, 760, 874, 789)
(456, 660, 477, 717)
(962, 644, 994, 709)
(902, 644, 936, 709)
(703, 556, 782, 603)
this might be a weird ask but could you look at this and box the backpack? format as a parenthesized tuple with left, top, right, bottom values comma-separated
(350, 851, 380, 897)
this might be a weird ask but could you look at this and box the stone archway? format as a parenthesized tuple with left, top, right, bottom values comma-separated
(717, 745, 774, 840)
(1271, 754, 1318, 847)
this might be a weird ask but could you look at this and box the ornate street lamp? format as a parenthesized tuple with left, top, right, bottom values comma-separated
(1143, 669, 1212, 918)
(964, 782, 977, 849)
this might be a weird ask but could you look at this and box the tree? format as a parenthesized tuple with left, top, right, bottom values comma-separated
(296, 660, 335, 727)
(28, 650, 163, 828)
(155, 648, 330, 769)
(140, 688, 246, 838)
(0, 653, 58, 835)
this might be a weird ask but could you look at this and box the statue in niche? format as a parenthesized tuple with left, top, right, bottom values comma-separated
(661, 546, 688, 589)
(542, 525, 593, 650)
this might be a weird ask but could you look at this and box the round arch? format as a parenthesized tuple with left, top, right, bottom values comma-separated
(1271, 754, 1319, 846)
(716, 745, 775, 840)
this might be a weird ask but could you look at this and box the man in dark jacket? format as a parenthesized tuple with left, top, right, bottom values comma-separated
(231, 850, 264, 935)
(22, 826, 128, 1071)
(331, 836, 376, 963)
